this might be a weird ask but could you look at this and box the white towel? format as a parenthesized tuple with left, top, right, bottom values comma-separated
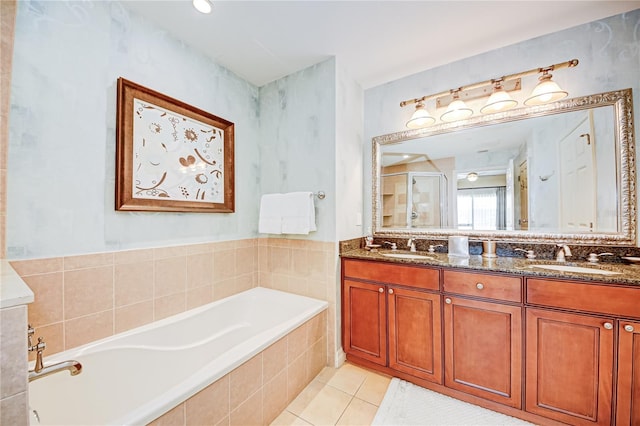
(258, 193, 283, 234)
(281, 192, 317, 235)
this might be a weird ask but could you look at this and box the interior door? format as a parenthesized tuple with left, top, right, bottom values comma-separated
(559, 118, 595, 231)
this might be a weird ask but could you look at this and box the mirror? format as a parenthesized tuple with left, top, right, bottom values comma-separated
(373, 89, 636, 245)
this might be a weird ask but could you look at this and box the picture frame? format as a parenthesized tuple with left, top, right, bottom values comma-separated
(115, 77, 234, 212)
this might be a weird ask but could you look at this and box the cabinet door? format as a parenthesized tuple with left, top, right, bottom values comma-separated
(443, 296, 522, 408)
(525, 308, 614, 426)
(616, 320, 640, 426)
(343, 279, 387, 366)
(388, 287, 442, 383)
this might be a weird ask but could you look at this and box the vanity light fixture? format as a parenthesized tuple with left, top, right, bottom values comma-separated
(480, 80, 518, 114)
(399, 59, 579, 128)
(406, 102, 436, 128)
(524, 68, 569, 105)
(193, 0, 212, 14)
(440, 90, 473, 122)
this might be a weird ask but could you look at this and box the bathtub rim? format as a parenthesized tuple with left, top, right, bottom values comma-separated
(28, 287, 328, 426)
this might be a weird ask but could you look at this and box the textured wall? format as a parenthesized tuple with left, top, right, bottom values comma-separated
(7, 1, 261, 259)
(363, 10, 640, 236)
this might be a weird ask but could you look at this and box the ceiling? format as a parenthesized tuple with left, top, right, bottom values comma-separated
(123, 1, 640, 89)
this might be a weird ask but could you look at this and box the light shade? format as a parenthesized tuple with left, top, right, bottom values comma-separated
(524, 73, 568, 106)
(406, 103, 436, 128)
(440, 99, 473, 122)
(193, 0, 212, 14)
(480, 88, 518, 114)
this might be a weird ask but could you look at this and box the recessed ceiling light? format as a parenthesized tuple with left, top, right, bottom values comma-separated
(193, 0, 212, 14)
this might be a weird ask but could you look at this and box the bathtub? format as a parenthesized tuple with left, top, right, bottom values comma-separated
(28, 287, 328, 425)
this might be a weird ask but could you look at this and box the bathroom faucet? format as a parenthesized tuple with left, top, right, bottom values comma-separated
(556, 244, 572, 262)
(27, 327, 82, 382)
(383, 241, 397, 250)
(407, 236, 417, 252)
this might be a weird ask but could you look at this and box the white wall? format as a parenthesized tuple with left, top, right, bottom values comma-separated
(363, 10, 640, 237)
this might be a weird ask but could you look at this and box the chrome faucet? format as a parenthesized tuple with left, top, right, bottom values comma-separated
(383, 241, 397, 250)
(407, 236, 417, 252)
(556, 244, 572, 262)
(27, 326, 82, 382)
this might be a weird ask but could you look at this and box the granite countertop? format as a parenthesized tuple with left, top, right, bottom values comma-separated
(341, 248, 640, 287)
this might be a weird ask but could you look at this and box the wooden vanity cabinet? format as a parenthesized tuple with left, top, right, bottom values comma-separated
(616, 320, 640, 426)
(442, 271, 523, 408)
(342, 259, 442, 383)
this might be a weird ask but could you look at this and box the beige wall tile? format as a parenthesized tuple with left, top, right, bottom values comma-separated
(0, 306, 27, 399)
(148, 403, 185, 426)
(65, 310, 113, 350)
(307, 311, 326, 345)
(154, 293, 186, 320)
(186, 374, 229, 426)
(235, 246, 257, 276)
(268, 247, 291, 274)
(64, 266, 113, 320)
(29, 322, 63, 360)
(215, 415, 230, 426)
(230, 389, 262, 426)
(212, 240, 236, 252)
(306, 336, 327, 383)
(113, 248, 154, 265)
(64, 253, 113, 270)
(291, 249, 309, 278)
(115, 301, 153, 334)
(10, 257, 62, 276)
(154, 257, 186, 297)
(154, 245, 187, 260)
(287, 354, 308, 404)
(213, 249, 236, 282)
(186, 285, 212, 310)
(185, 243, 212, 255)
(263, 370, 288, 425)
(230, 354, 263, 410)
(235, 274, 254, 293)
(306, 250, 328, 280)
(186, 253, 212, 288)
(23, 272, 63, 326)
(115, 261, 153, 307)
(287, 323, 308, 362)
(263, 337, 287, 380)
(213, 279, 236, 301)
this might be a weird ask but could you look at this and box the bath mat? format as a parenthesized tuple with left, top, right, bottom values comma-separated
(372, 378, 534, 425)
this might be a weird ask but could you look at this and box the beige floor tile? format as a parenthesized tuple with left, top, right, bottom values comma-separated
(326, 363, 369, 395)
(298, 385, 353, 425)
(314, 366, 338, 384)
(336, 397, 378, 426)
(355, 373, 392, 406)
(287, 379, 325, 416)
(270, 410, 312, 426)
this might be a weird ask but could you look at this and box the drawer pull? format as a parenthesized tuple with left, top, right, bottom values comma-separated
(476, 283, 484, 290)
(625, 325, 635, 332)
(603, 322, 613, 330)
(445, 298, 452, 304)
(388, 289, 394, 295)
(378, 287, 384, 293)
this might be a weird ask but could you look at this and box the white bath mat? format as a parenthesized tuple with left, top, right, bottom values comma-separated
(372, 378, 534, 425)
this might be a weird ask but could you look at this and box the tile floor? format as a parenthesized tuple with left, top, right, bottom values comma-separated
(271, 362, 391, 426)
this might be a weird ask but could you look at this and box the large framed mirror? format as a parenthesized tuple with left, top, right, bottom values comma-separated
(372, 89, 636, 245)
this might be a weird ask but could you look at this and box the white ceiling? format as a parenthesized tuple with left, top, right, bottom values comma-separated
(123, 1, 640, 89)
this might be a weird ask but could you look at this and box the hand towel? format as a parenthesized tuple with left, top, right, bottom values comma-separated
(258, 193, 283, 234)
(281, 192, 317, 234)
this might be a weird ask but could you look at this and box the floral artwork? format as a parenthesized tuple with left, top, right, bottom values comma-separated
(133, 99, 225, 203)
(116, 78, 234, 212)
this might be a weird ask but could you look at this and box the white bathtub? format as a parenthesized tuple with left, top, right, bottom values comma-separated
(28, 287, 328, 426)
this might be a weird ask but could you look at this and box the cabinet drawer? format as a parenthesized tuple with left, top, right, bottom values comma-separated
(342, 259, 439, 291)
(443, 270, 522, 302)
(527, 278, 640, 318)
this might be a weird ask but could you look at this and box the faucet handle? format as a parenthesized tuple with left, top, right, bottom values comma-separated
(514, 248, 536, 260)
(587, 252, 613, 263)
(428, 244, 444, 253)
(27, 324, 35, 347)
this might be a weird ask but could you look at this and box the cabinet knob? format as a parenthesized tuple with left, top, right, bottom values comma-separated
(603, 322, 613, 330)
(476, 283, 484, 290)
(388, 289, 394, 295)
(378, 287, 384, 293)
(624, 325, 635, 332)
(445, 298, 452, 304)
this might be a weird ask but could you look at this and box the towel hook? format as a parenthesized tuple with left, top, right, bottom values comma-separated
(315, 191, 326, 200)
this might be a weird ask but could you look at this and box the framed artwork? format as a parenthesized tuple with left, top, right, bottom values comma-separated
(115, 77, 234, 212)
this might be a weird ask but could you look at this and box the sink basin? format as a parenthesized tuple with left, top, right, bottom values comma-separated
(381, 253, 435, 260)
(528, 264, 621, 276)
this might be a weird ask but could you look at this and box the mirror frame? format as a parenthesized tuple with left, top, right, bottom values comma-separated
(372, 88, 636, 245)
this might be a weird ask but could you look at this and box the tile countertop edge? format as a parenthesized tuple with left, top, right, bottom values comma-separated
(0, 260, 34, 308)
(340, 249, 640, 287)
